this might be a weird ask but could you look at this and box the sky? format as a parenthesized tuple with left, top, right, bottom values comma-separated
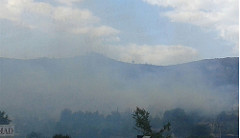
(0, 0, 238, 65)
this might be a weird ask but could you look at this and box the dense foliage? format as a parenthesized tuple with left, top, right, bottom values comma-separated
(132, 107, 171, 138)
(10, 108, 238, 138)
(0, 111, 11, 125)
(53, 134, 71, 138)
(132, 107, 152, 135)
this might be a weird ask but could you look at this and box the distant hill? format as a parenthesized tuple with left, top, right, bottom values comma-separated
(0, 54, 238, 116)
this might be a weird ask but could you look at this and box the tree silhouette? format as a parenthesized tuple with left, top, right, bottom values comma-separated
(53, 134, 71, 138)
(0, 111, 11, 125)
(132, 107, 171, 138)
(132, 107, 152, 135)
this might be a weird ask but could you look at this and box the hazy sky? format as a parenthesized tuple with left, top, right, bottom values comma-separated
(0, 0, 238, 65)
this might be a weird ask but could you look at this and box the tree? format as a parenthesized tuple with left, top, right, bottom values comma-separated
(162, 108, 193, 137)
(0, 111, 11, 125)
(53, 134, 71, 138)
(132, 107, 152, 135)
(132, 107, 171, 138)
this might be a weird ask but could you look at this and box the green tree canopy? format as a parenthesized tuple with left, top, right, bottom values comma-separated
(132, 107, 171, 138)
(132, 107, 152, 135)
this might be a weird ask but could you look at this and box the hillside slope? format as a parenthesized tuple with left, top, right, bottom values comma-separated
(0, 54, 238, 116)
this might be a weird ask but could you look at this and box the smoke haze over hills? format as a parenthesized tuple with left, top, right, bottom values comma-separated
(0, 54, 238, 118)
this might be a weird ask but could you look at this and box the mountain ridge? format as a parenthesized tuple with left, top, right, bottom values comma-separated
(0, 54, 238, 116)
(0, 53, 238, 67)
